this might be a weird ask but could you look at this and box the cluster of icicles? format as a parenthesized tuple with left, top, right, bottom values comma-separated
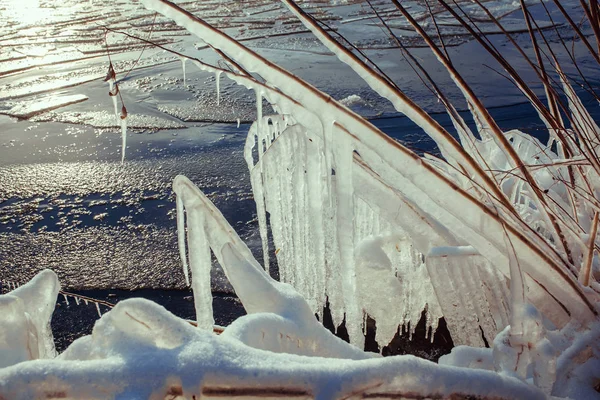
(136, 0, 600, 352)
(2, 280, 110, 318)
(106, 70, 128, 164)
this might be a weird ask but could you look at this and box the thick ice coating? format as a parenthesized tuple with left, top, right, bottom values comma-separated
(142, 0, 598, 350)
(0, 270, 60, 368)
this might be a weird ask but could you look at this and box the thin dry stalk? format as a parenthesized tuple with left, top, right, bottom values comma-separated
(580, 212, 599, 286)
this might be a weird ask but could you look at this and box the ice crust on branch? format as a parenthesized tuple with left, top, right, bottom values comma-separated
(140, 1, 598, 348)
(173, 175, 372, 360)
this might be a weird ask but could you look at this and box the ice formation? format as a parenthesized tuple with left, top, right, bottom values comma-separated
(0, 187, 598, 398)
(0, 289, 549, 400)
(180, 56, 187, 85)
(138, 0, 598, 349)
(5, 94, 88, 119)
(215, 70, 222, 106)
(0, 270, 59, 368)
(120, 115, 127, 164)
(173, 173, 374, 357)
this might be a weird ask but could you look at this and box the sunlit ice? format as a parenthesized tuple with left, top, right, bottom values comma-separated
(2, 0, 46, 26)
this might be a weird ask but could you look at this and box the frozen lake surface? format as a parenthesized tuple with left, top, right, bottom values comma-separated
(0, 0, 597, 350)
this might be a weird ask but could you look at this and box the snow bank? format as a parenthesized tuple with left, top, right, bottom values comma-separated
(0, 293, 547, 400)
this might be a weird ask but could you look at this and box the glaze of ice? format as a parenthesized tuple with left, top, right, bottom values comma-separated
(172, 175, 374, 359)
(176, 195, 190, 286)
(0, 270, 59, 368)
(2, 1, 600, 397)
(243, 109, 515, 345)
(215, 70, 222, 106)
(120, 116, 127, 163)
(140, 0, 598, 343)
(139, 1, 599, 390)
(107, 80, 119, 124)
(180, 56, 187, 85)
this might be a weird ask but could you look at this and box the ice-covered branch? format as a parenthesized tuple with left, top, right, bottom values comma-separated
(142, 0, 598, 336)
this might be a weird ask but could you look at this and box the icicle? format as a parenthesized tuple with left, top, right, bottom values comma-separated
(187, 209, 214, 331)
(215, 70, 222, 106)
(332, 128, 361, 347)
(95, 303, 102, 318)
(62, 294, 69, 305)
(177, 195, 190, 286)
(506, 234, 526, 336)
(244, 123, 271, 273)
(120, 114, 127, 164)
(108, 80, 119, 124)
(179, 56, 187, 85)
(74, 297, 80, 306)
(173, 177, 214, 331)
(237, 118, 241, 128)
(256, 90, 263, 132)
(83, 299, 88, 305)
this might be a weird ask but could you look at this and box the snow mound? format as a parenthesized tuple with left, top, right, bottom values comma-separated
(0, 269, 59, 368)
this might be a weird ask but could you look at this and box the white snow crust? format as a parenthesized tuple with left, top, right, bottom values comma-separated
(0, 270, 59, 368)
